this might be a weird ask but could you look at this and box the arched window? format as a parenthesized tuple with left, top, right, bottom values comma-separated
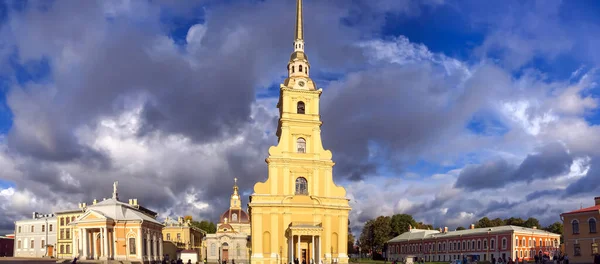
(502, 238, 507, 249)
(491, 239, 495, 249)
(572, 220, 580, 234)
(297, 101, 305, 114)
(295, 177, 308, 195)
(299, 65, 303, 72)
(232, 213, 238, 221)
(297, 138, 306, 153)
(589, 218, 597, 233)
(292, 66, 295, 73)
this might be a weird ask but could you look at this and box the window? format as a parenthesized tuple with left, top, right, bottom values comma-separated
(65, 217, 70, 225)
(49, 224, 53, 232)
(42, 225, 45, 232)
(177, 233, 181, 241)
(211, 244, 216, 256)
(522, 238, 525, 247)
(297, 138, 306, 153)
(41, 240, 45, 248)
(232, 213, 238, 221)
(471, 240, 475, 250)
(515, 238, 519, 247)
(30, 240, 34, 249)
(66, 245, 70, 254)
(533, 240, 536, 247)
(484, 240, 487, 249)
(295, 177, 308, 195)
(71, 216, 75, 222)
(17, 240, 21, 249)
(589, 218, 597, 233)
(592, 242, 598, 255)
(572, 220, 580, 234)
(143, 238, 147, 255)
(166, 233, 171, 241)
(60, 218, 64, 226)
(299, 65, 303, 72)
(477, 240, 481, 250)
(60, 245, 64, 254)
(18, 226, 21, 233)
(461, 241, 464, 250)
(66, 229, 70, 239)
(60, 230, 64, 240)
(292, 66, 295, 73)
(297, 101, 305, 114)
(31, 226, 34, 232)
(502, 238, 507, 249)
(574, 243, 581, 256)
(129, 238, 136, 254)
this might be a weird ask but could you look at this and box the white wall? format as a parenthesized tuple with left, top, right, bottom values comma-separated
(14, 217, 57, 258)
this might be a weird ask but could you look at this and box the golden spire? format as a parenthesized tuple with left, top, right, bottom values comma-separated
(295, 0, 303, 41)
(233, 177, 239, 195)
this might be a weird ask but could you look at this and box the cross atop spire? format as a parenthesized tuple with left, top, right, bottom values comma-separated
(295, 0, 303, 41)
(233, 177, 239, 195)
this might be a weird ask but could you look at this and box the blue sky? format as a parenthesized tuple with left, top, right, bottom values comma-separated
(1, 0, 600, 235)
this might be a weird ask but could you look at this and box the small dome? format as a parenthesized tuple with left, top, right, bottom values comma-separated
(218, 223, 234, 232)
(220, 208, 250, 224)
(290, 51, 308, 61)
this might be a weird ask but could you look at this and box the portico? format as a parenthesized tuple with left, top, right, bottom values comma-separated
(69, 182, 165, 263)
(287, 222, 323, 264)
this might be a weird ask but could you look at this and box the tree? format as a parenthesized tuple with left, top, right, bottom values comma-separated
(371, 216, 392, 252)
(504, 217, 525, 227)
(544, 221, 564, 243)
(415, 222, 433, 230)
(359, 220, 374, 252)
(348, 219, 355, 254)
(456, 226, 466, 230)
(390, 214, 417, 237)
(194, 220, 217, 234)
(524, 217, 541, 228)
(491, 218, 504, 227)
(475, 217, 493, 228)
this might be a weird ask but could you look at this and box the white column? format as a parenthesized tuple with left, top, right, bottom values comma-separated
(153, 234, 158, 260)
(317, 236, 321, 264)
(297, 235, 301, 262)
(92, 231, 97, 259)
(104, 227, 109, 259)
(312, 236, 315, 262)
(137, 229, 143, 259)
(112, 229, 116, 259)
(100, 228, 104, 258)
(159, 237, 163, 260)
(289, 235, 293, 264)
(82, 229, 87, 259)
(146, 233, 151, 261)
(72, 229, 76, 258)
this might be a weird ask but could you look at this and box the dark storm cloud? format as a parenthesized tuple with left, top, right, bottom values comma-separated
(526, 189, 563, 201)
(455, 142, 573, 190)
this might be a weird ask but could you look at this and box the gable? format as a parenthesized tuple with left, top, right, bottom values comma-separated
(75, 210, 109, 223)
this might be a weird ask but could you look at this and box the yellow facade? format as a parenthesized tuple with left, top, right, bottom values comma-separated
(248, 1, 351, 264)
(561, 197, 600, 264)
(56, 209, 84, 259)
(162, 217, 206, 260)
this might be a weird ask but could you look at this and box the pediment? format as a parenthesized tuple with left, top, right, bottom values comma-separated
(75, 210, 109, 223)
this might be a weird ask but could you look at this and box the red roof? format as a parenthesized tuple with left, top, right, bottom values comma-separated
(561, 205, 600, 215)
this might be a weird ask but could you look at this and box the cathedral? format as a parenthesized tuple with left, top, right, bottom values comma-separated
(248, 1, 351, 264)
(205, 179, 252, 264)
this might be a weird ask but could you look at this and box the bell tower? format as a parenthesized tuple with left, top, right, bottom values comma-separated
(249, 1, 351, 264)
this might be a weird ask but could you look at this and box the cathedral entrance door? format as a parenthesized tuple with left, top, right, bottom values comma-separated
(302, 249, 307, 263)
(223, 249, 229, 262)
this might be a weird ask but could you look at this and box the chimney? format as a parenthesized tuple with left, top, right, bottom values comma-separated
(32, 212, 38, 219)
(444, 227, 448, 233)
(129, 199, 132, 205)
(93, 199, 97, 205)
(133, 199, 138, 205)
(595, 196, 600, 206)
(439, 227, 443, 232)
(470, 224, 475, 230)
(82, 203, 86, 208)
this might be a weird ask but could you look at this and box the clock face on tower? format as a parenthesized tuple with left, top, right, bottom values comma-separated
(295, 78, 309, 90)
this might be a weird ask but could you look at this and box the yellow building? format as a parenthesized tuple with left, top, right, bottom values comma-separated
(248, 1, 351, 264)
(69, 182, 164, 263)
(162, 216, 206, 261)
(55, 209, 84, 259)
(561, 196, 600, 264)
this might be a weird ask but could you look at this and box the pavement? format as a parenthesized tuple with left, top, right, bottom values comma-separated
(0, 257, 58, 263)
